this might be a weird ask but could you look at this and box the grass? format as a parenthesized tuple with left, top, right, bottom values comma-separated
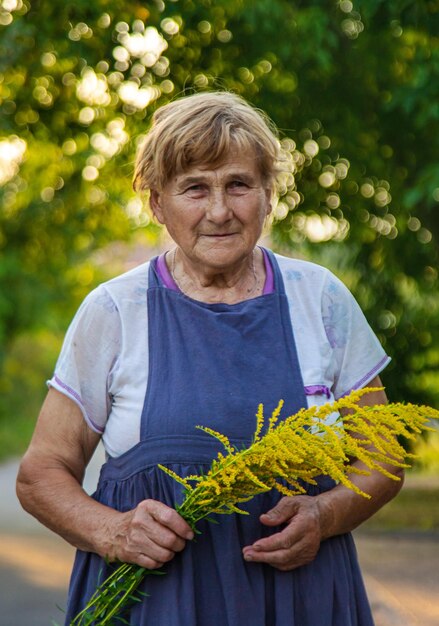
(361, 427, 439, 533)
(0, 418, 39, 461)
(0, 330, 61, 462)
(362, 476, 439, 532)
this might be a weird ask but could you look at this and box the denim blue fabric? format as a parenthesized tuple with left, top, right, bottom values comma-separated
(65, 250, 374, 626)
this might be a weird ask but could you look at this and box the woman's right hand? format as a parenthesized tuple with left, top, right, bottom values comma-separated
(107, 500, 194, 569)
(16, 389, 193, 570)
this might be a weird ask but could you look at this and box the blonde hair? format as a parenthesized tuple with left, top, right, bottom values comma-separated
(133, 91, 284, 193)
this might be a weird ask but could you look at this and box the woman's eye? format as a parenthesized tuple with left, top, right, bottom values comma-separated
(185, 184, 204, 193)
(229, 181, 248, 190)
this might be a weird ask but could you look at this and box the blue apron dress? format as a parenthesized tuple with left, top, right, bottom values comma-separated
(65, 250, 374, 626)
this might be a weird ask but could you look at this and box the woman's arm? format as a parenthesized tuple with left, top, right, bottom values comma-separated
(16, 388, 193, 569)
(242, 376, 403, 570)
(313, 382, 403, 540)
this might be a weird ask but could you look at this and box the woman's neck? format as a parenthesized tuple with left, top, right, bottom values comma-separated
(167, 247, 266, 304)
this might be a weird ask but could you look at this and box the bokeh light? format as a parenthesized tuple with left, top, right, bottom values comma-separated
(0, 136, 27, 185)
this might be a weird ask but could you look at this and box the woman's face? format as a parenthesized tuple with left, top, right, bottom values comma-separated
(150, 151, 272, 272)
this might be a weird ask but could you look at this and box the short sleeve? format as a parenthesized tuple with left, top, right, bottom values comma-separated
(322, 273, 390, 399)
(48, 285, 121, 433)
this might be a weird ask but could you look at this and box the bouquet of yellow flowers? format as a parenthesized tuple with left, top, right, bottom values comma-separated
(68, 388, 436, 625)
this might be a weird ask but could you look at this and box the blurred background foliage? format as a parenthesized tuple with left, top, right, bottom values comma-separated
(1, 0, 438, 460)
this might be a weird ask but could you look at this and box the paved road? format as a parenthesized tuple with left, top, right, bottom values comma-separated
(2, 452, 438, 626)
(355, 533, 439, 626)
(0, 451, 103, 626)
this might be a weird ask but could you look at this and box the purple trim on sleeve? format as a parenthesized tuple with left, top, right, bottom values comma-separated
(304, 385, 331, 398)
(53, 374, 83, 405)
(52, 375, 105, 433)
(156, 248, 275, 295)
(339, 355, 392, 398)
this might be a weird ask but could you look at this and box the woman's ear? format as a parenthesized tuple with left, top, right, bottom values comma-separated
(149, 189, 165, 224)
(265, 187, 273, 216)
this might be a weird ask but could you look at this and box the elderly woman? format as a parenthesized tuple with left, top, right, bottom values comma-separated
(17, 91, 400, 626)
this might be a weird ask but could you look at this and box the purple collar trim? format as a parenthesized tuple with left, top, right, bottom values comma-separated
(155, 247, 275, 295)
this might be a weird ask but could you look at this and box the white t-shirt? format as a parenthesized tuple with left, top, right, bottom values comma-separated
(49, 253, 390, 458)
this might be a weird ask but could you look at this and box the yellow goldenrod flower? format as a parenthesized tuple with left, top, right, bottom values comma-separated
(69, 388, 437, 625)
(253, 403, 265, 442)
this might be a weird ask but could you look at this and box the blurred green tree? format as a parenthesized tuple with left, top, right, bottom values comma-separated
(1, 0, 438, 412)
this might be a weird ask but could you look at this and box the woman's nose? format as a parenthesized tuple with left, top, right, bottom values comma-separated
(206, 190, 232, 223)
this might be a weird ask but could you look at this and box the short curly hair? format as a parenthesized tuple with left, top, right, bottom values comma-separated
(133, 91, 284, 193)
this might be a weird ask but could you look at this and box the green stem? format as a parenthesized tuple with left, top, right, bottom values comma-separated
(69, 564, 145, 625)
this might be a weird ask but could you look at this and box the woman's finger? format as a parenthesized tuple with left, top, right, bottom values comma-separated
(139, 500, 194, 540)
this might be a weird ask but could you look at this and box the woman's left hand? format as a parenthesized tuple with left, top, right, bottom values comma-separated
(242, 378, 403, 572)
(242, 495, 324, 571)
